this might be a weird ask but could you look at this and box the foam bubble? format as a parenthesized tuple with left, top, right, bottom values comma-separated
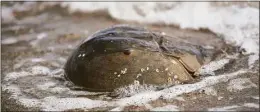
(19, 98, 41, 107)
(41, 96, 109, 111)
(227, 78, 257, 92)
(197, 58, 230, 76)
(1, 37, 18, 45)
(200, 86, 218, 96)
(243, 103, 259, 108)
(37, 82, 56, 90)
(31, 66, 51, 75)
(113, 84, 157, 97)
(151, 105, 179, 111)
(208, 105, 240, 111)
(4, 71, 33, 81)
(2, 84, 22, 98)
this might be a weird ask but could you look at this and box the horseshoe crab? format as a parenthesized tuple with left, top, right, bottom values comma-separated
(64, 25, 212, 92)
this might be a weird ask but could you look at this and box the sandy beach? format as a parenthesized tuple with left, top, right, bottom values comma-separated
(1, 2, 259, 111)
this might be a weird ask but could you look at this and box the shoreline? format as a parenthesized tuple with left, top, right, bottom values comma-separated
(1, 2, 259, 111)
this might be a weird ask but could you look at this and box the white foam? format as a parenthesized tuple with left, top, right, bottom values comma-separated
(49, 68, 64, 76)
(209, 103, 260, 110)
(151, 105, 179, 111)
(2, 64, 249, 111)
(49, 87, 69, 94)
(198, 58, 230, 76)
(41, 96, 109, 111)
(37, 82, 56, 90)
(116, 91, 162, 106)
(161, 69, 247, 99)
(2, 84, 22, 98)
(227, 78, 257, 92)
(31, 66, 51, 75)
(200, 86, 218, 96)
(37, 33, 48, 40)
(243, 103, 259, 108)
(67, 90, 94, 96)
(4, 71, 33, 81)
(61, 2, 111, 13)
(14, 59, 45, 70)
(1, 37, 18, 45)
(19, 98, 41, 107)
(31, 58, 46, 63)
(113, 84, 157, 97)
(251, 96, 259, 100)
(172, 96, 185, 101)
(208, 105, 240, 111)
(110, 107, 124, 111)
(218, 96, 224, 101)
(248, 54, 259, 69)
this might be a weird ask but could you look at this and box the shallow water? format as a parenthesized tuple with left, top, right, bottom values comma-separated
(1, 2, 259, 111)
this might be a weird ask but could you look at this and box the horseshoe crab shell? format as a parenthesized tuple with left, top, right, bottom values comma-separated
(64, 25, 207, 92)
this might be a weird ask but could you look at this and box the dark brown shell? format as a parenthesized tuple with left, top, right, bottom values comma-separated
(64, 25, 207, 92)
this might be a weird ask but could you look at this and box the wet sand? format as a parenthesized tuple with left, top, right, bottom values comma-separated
(1, 3, 259, 111)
